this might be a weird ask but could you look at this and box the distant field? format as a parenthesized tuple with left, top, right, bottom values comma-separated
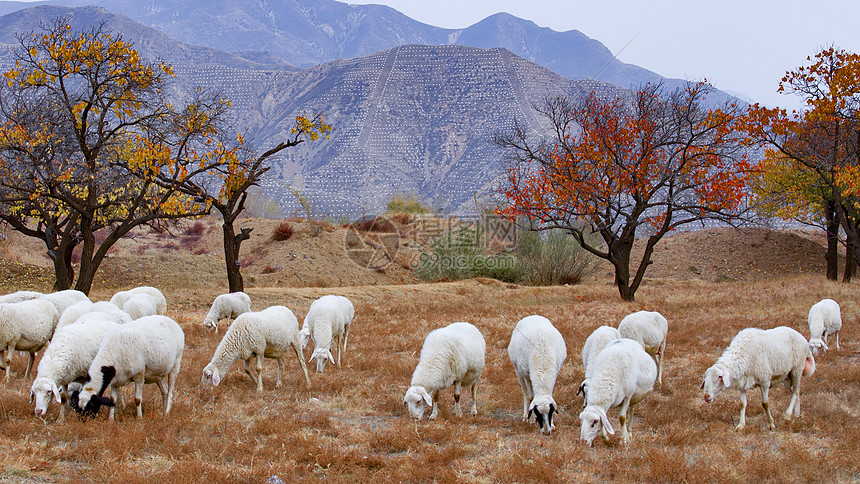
(0, 275, 857, 482)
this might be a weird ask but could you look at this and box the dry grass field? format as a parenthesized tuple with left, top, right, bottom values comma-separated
(0, 221, 858, 482)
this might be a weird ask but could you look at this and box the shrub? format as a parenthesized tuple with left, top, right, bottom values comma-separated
(184, 221, 206, 237)
(515, 229, 597, 285)
(416, 225, 520, 283)
(271, 221, 294, 241)
(350, 216, 397, 233)
(386, 194, 431, 214)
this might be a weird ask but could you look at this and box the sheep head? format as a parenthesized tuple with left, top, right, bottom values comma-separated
(30, 377, 60, 417)
(76, 366, 117, 417)
(579, 405, 613, 446)
(403, 385, 433, 420)
(310, 348, 335, 373)
(201, 364, 221, 387)
(528, 396, 558, 435)
(808, 338, 828, 356)
(702, 364, 730, 403)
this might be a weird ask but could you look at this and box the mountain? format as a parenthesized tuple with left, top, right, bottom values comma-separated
(7, 0, 726, 99)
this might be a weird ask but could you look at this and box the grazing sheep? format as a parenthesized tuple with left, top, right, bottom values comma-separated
(122, 293, 158, 320)
(579, 338, 657, 445)
(0, 299, 60, 382)
(110, 286, 167, 315)
(57, 301, 132, 330)
(76, 315, 184, 419)
(403, 322, 486, 421)
(578, 325, 623, 405)
(701, 326, 815, 431)
(808, 299, 841, 353)
(30, 316, 120, 420)
(39, 290, 91, 324)
(301, 295, 354, 373)
(507, 315, 566, 434)
(0, 290, 43, 304)
(618, 311, 668, 385)
(201, 306, 311, 391)
(202, 292, 251, 331)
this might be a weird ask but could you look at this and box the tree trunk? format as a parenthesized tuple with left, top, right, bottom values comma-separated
(609, 241, 636, 302)
(825, 199, 839, 281)
(223, 221, 252, 292)
(843, 239, 856, 283)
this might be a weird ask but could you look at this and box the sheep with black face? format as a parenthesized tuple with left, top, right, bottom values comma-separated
(507, 315, 566, 434)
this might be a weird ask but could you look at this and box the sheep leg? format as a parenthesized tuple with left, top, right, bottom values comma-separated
(835, 331, 839, 350)
(760, 385, 775, 430)
(627, 403, 635, 435)
(24, 351, 35, 380)
(785, 371, 802, 420)
(255, 354, 264, 392)
(470, 381, 479, 417)
(292, 341, 311, 388)
(428, 391, 440, 420)
(243, 358, 258, 386)
(517, 373, 530, 421)
(275, 357, 284, 388)
(453, 381, 462, 416)
(109, 386, 120, 420)
(4, 342, 15, 382)
(156, 379, 169, 412)
(657, 339, 666, 386)
(343, 323, 350, 353)
(134, 375, 145, 418)
(736, 390, 747, 430)
(618, 396, 632, 443)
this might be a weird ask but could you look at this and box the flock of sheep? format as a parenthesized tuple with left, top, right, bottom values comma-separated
(0, 285, 846, 447)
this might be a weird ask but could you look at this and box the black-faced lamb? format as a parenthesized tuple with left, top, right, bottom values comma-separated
(201, 306, 311, 391)
(300, 295, 354, 373)
(808, 298, 841, 353)
(76, 315, 184, 419)
(507, 315, 566, 434)
(202, 291, 251, 331)
(0, 299, 60, 382)
(618, 310, 668, 385)
(579, 338, 657, 445)
(30, 315, 120, 420)
(403, 322, 485, 420)
(701, 326, 815, 431)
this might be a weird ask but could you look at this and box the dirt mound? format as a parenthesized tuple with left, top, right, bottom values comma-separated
(0, 218, 840, 293)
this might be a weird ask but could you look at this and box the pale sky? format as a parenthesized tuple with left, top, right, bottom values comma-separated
(339, 0, 860, 111)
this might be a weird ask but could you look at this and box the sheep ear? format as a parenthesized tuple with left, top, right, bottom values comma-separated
(550, 399, 559, 415)
(700, 379, 705, 390)
(96, 395, 115, 407)
(52, 382, 62, 403)
(600, 410, 614, 435)
(211, 369, 221, 387)
(719, 372, 730, 387)
(528, 406, 535, 420)
(326, 350, 335, 364)
(422, 390, 433, 407)
(29, 391, 35, 404)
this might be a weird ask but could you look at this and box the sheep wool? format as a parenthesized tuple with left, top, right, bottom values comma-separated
(808, 298, 841, 352)
(110, 286, 167, 315)
(404, 322, 486, 421)
(579, 338, 657, 446)
(0, 299, 60, 382)
(203, 292, 252, 331)
(302, 295, 354, 373)
(618, 310, 668, 385)
(507, 315, 566, 434)
(701, 326, 815, 431)
(201, 306, 311, 391)
(57, 301, 132, 330)
(77, 315, 184, 419)
(122, 293, 158, 320)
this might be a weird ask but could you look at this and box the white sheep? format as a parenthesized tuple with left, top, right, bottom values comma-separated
(122, 293, 158, 320)
(110, 286, 167, 315)
(301, 295, 354, 373)
(201, 306, 311, 391)
(76, 315, 184, 419)
(579, 338, 657, 445)
(202, 292, 251, 331)
(578, 325, 623, 405)
(0, 290, 43, 304)
(701, 326, 815, 431)
(30, 315, 120, 420)
(0, 299, 60, 382)
(507, 315, 566, 434)
(618, 310, 668, 385)
(57, 301, 132, 329)
(403, 322, 486, 420)
(808, 298, 841, 353)
(39, 290, 91, 324)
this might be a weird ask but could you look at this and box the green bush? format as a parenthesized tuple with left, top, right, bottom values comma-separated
(386, 194, 431, 214)
(515, 229, 597, 285)
(415, 225, 520, 282)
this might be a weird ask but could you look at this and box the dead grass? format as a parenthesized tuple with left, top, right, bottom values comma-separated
(0, 275, 856, 482)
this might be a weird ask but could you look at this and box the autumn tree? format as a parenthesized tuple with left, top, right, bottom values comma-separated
(745, 47, 860, 281)
(497, 82, 753, 301)
(164, 110, 331, 292)
(0, 18, 213, 293)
